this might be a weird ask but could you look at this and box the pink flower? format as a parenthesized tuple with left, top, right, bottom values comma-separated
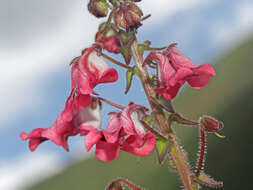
(76, 44, 119, 95)
(20, 98, 102, 152)
(80, 103, 156, 161)
(62, 44, 118, 122)
(145, 44, 216, 100)
(21, 45, 118, 152)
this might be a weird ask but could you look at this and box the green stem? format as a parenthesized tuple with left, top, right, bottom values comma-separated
(130, 40, 198, 190)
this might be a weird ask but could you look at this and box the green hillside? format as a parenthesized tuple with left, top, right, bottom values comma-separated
(29, 37, 253, 190)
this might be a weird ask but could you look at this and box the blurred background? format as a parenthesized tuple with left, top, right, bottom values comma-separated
(1, 0, 253, 189)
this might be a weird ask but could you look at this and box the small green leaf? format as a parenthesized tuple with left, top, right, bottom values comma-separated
(196, 172, 223, 188)
(125, 69, 134, 94)
(156, 138, 170, 164)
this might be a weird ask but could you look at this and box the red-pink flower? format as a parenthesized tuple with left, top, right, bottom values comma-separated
(20, 98, 102, 152)
(21, 45, 118, 152)
(79, 103, 156, 161)
(145, 44, 216, 100)
(76, 44, 119, 95)
(62, 44, 118, 122)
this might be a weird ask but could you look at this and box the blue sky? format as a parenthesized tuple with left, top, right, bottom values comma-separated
(1, 0, 253, 189)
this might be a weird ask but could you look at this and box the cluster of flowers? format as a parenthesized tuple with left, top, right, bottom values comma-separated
(21, 41, 216, 161)
(20, 44, 156, 161)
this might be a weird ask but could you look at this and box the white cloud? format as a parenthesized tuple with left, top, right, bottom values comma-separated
(140, 0, 210, 25)
(0, 152, 64, 190)
(212, 2, 253, 47)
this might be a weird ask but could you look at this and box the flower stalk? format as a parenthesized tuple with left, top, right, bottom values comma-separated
(130, 40, 198, 190)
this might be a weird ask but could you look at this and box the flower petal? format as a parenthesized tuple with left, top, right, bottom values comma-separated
(169, 67, 193, 86)
(98, 68, 118, 84)
(121, 132, 156, 156)
(193, 64, 216, 76)
(103, 113, 121, 143)
(95, 141, 120, 161)
(166, 44, 196, 69)
(145, 52, 175, 83)
(187, 64, 216, 89)
(84, 129, 102, 151)
(20, 130, 48, 152)
(120, 103, 146, 136)
(155, 82, 183, 100)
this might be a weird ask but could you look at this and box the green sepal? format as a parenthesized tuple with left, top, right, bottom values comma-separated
(169, 113, 199, 126)
(137, 44, 148, 52)
(119, 30, 135, 44)
(138, 40, 151, 52)
(120, 46, 132, 65)
(195, 172, 223, 188)
(133, 66, 139, 76)
(125, 69, 134, 94)
(156, 138, 170, 165)
(144, 115, 153, 124)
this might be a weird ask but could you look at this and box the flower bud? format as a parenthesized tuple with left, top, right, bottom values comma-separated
(200, 116, 224, 133)
(95, 23, 121, 53)
(88, 0, 109, 18)
(113, 1, 143, 30)
(106, 181, 123, 190)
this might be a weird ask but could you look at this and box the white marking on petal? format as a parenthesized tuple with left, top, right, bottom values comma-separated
(130, 111, 145, 135)
(88, 51, 108, 76)
(77, 103, 102, 129)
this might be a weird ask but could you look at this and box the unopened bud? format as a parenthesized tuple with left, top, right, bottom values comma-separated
(200, 116, 224, 133)
(95, 23, 121, 53)
(88, 0, 109, 18)
(113, 1, 143, 30)
(106, 181, 123, 190)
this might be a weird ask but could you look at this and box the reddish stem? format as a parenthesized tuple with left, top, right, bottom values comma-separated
(98, 97, 125, 110)
(195, 129, 206, 177)
(118, 178, 143, 190)
(100, 52, 132, 70)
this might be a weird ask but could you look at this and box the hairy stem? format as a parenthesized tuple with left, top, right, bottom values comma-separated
(195, 129, 206, 177)
(130, 40, 197, 190)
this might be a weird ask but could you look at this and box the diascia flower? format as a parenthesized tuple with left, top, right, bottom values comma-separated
(145, 44, 216, 100)
(62, 44, 118, 121)
(20, 45, 118, 151)
(20, 100, 99, 152)
(79, 103, 156, 161)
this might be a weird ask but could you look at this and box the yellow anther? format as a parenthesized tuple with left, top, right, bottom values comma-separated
(214, 132, 225, 139)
